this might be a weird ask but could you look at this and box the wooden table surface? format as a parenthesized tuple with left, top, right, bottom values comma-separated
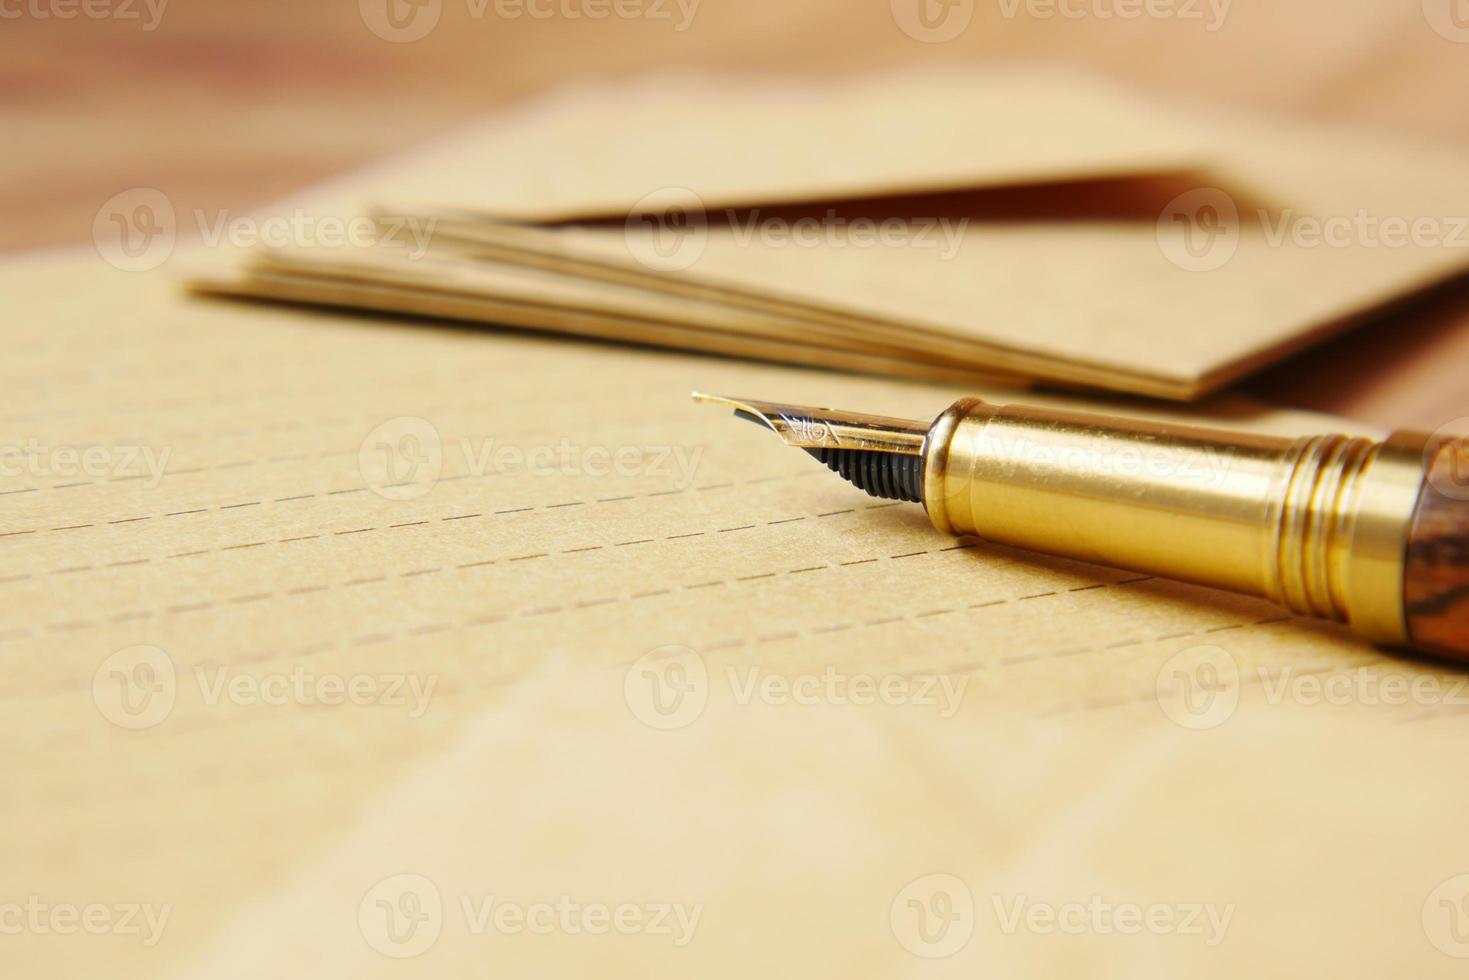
(4, 0, 1466, 429)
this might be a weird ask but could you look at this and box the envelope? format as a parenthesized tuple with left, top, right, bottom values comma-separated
(203, 66, 1469, 399)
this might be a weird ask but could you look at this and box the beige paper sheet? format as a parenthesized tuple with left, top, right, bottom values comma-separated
(6, 253, 1469, 979)
(184, 671, 1469, 979)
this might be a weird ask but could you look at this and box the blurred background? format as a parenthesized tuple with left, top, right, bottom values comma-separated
(5, 0, 1468, 422)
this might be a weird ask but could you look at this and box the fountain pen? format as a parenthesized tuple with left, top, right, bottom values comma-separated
(694, 392, 1469, 661)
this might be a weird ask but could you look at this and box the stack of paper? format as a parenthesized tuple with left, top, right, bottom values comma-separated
(193, 67, 1469, 399)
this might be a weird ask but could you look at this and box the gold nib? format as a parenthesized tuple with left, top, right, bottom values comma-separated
(691, 392, 928, 456)
(692, 392, 930, 503)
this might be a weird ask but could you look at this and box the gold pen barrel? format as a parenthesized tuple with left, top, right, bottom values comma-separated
(922, 398, 1436, 650)
(693, 391, 1469, 659)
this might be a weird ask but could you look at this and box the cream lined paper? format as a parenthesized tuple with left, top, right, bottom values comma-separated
(5, 252, 1469, 977)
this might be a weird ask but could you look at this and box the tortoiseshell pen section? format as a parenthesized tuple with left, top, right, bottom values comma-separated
(1405, 438, 1469, 660)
